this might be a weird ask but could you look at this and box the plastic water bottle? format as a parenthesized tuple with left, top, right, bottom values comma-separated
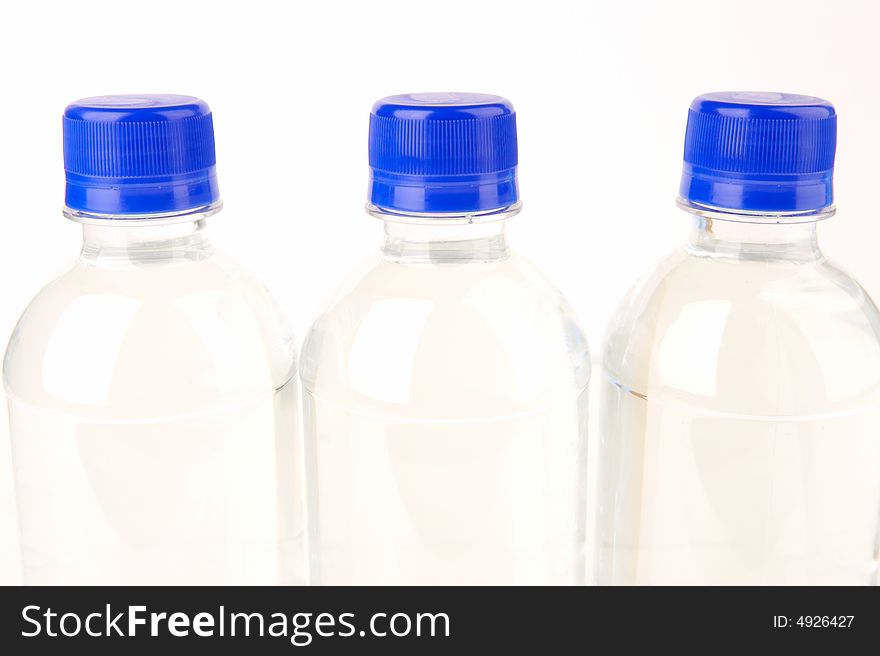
(300, 93, 590, 585)
(3, 96, 303, 584)
(596, 92, 880, 585)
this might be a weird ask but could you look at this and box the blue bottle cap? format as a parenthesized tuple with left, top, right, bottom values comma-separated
(680, 92, 837, 213)
(368, 92, 519, 214)
(63, 95, 220, 216)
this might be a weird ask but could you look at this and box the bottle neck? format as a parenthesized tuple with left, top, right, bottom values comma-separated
(79, 215, 213, 268)
(682, 204, 828, 263)
(375, 205, 518, 264)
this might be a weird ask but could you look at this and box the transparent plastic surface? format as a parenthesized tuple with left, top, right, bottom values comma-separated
(596, 211, 880, 585)
(3, 216, 303, 585)
(300, 212, 590, 585)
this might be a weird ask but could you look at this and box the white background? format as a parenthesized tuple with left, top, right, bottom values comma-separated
(1, 0, 877, 584)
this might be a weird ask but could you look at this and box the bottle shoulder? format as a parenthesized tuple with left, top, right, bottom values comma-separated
(3, 251, 296, 416)
(300, 253, 590, 414)
(314, 251, 575, 305)
(603, 248, 880, 411)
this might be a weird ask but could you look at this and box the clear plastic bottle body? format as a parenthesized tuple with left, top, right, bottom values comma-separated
(596, 205, 880, 585)
(300, 208, 590, 585)
(3, 210, 304, 585)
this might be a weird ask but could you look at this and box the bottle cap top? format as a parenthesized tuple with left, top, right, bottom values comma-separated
(63, 94, 220, 216)
(680, 91, 836, 213)
(368, 92, 518, 214)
